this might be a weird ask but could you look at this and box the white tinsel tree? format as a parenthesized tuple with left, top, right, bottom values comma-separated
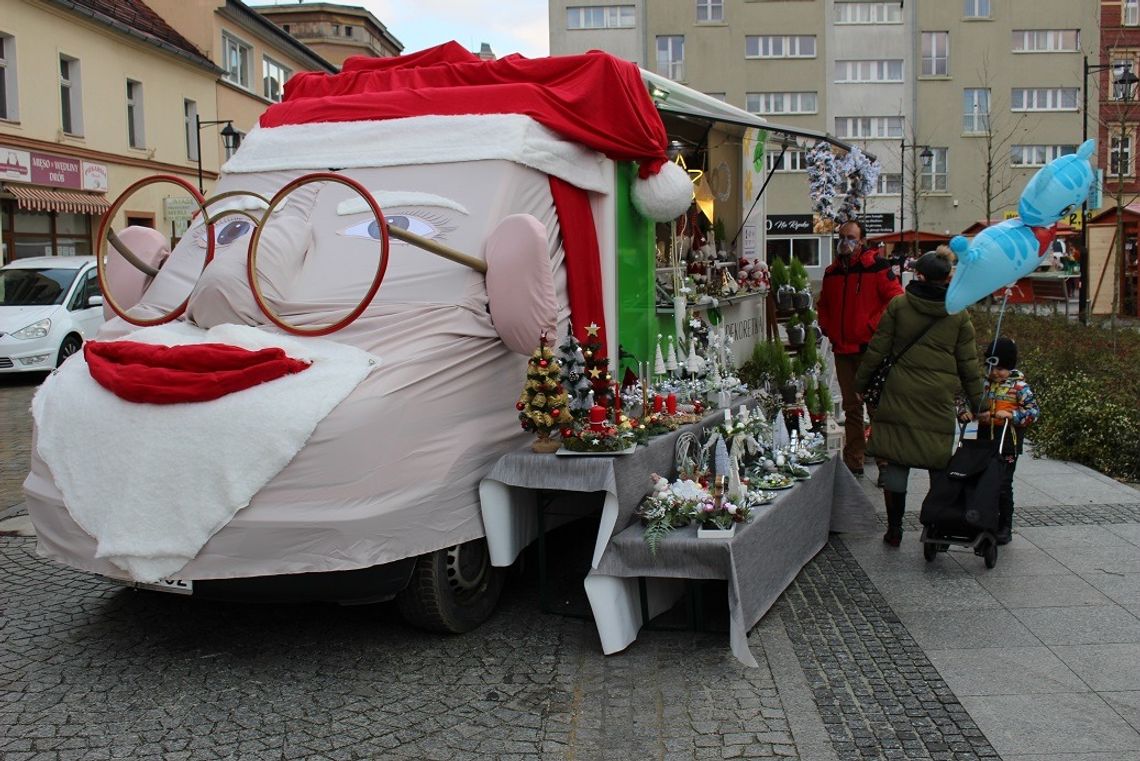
(806, 141, 842, 225)
(665, 335, 678, 374)
(654, 334, 667, 376)
(557, 327, 593, 419)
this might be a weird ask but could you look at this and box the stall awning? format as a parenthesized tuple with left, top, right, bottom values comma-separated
(4, 184, 110, 215)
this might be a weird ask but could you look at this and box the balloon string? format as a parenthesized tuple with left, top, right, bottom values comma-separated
(986, 287, 1012, 370)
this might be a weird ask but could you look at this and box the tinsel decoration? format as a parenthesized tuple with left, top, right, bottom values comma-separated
(805, 141, 842, 223)
(836, 146, 883, 225)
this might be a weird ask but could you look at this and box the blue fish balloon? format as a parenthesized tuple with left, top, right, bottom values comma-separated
(946, 139, 1095, 314)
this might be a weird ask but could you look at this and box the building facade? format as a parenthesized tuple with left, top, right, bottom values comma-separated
(254, 2, 403, 68)
(0, 0, 221, 263)
(549, 0, 1098, 263)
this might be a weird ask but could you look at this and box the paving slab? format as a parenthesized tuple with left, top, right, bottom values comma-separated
(1079, 571, 1140, 606)
(946, 541, 1072, 577)
(897, 607, 1041, 650)
(872, 571, 1002, 613)
(1012, 604, 1140, 645)
(1045, 544, 1140, 575)
(1103, 691, 1140, 734)
(958, 692, 1140, 756)
(976, 572, 1114, 609)
(926, 646, 1089, 696)
(1107, 524, 1140, 545)
(1017, 525, 1135, 549)
(1051, 643, 1140, 691)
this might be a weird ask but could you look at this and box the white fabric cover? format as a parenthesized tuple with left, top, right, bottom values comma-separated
(31, 322, 377, 582)
(485, 214, 558, 354)
(103, 226, 169, 321)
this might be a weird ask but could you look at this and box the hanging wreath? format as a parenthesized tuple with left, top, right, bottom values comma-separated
(835, 147, 882, 225)
(805, 141, 841, 222)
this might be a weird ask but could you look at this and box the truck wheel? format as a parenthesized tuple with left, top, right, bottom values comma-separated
(396, 539, 505, 634)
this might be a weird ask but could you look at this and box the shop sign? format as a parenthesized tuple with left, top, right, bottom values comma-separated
(0, 144, 107, 191)
(860, 213, 895, 235)
(766, 214, 813, 234)
(164, 196, 197, 236)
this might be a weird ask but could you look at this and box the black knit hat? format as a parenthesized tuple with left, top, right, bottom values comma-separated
(915, 251, 952, 282)
(988, 336, 1017, 370)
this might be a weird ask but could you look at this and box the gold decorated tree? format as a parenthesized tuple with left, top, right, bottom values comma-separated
(516, 331, 571, 452)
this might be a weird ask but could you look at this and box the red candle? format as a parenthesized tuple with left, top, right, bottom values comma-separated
(666, 393, 677, 415)
(589, 404, 607, 431)
(613, 384, 621, 410)
(652, 395, 664, 413)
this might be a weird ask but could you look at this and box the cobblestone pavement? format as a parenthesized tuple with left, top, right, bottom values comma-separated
(4, 377, 1140, 760)
(0, 376, 39, 513)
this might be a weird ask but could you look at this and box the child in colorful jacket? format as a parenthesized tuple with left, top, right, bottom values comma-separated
(960, 336, 1040, 545)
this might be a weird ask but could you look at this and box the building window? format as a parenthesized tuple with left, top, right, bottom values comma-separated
(1012, 30, 1080, 53)
(871, 173, 902, 195)
(1010, 144, 1077, 167)
(834, 2, 902, 24)
(1126, 0, 1140, 27)
(184, 99, 198, 161)
(222, 32, 252, 89)
(59, 55, 82, 136)
(746, 35, 816, 59)
(126, 80, 145, 148)
(697, 0, 723, 22)
(282, 24, 290, 33)
(656, 35, 684, 80)
(344, 25, 354, 37)
(0, 33, 16, 121)
(746, 91, 818, 114)
(765, 151, 807, 172)
(964, 0, 991, 19)
(3, 209, 93, 261)
(566, 5, 635, 29)
(1111, 132, 1133, 176)
(835, 59, 904, 83)
(963, 88, 990, 133)
(919, 148, 949, 192)
(1010, 87, 1079, 111)
(921, 32, 950, 76)
(834, 115, 905, 139)
(263, 56, 291, 103)
(766, 237, 821, 268)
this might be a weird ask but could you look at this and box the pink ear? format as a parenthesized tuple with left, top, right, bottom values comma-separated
(104, 226, 170, 321)
(485, 214, 557, 355)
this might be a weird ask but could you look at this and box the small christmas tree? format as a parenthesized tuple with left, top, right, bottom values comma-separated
(581, 322, 613, 407)
(558, 326, 593, 420)
(516, 331, 571, 453)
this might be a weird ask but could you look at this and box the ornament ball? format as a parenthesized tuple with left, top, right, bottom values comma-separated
(515, 401, 525, 411)
(552, 408, 561, 417)
(539, 359, 548, 368)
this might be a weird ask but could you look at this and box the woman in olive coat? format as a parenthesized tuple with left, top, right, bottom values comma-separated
(855, 248, 984, 546)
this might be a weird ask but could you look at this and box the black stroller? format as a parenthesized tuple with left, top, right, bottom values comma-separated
(919, 420, 1012, 569)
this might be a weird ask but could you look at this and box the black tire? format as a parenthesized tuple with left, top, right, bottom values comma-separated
(57, 334, 83, 367)
(983, 541, 998, 569)
(396, 539, 505, 634)
(923, 541, 938, 562)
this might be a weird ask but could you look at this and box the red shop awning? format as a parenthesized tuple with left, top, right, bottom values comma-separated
(4, 183, 110, 215)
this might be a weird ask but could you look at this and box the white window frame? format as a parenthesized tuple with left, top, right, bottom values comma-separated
(766, 237, 821, 268)
(262, 55, 291, 103)
(656, 35, 685, 80)
(0, 33, 17, 122)
(834, 59, 904, 83)
(184, 99, 198, 162)
(834, 2, 902, 25)
(922, 32, 950, 76)
(834, 116, 905, 139)
(746, 91, 818, 115)
(765, 150, 807, 172)
(1126, 0, 1140, 27)
(222, 32, 252, 90)
(1010, 144, 1077, 167)
(1110, 131, 1133, 177)
(963, 88, 990, 133)
(964, 0, 991, 19)
(919, 147, 949, 192)
(1010, 87, 1079, 111)
(566, 5, 636, 29)
(696, 0, 723, 23)
(746, 35, 817, 59)
(1012, 30, 1080, 53)
(126, 79, 144, 149)
(59, 54, 82, 136)
(871, 173, 902, 195)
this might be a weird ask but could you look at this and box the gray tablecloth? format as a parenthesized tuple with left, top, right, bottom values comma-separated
(591, 457, 877, 665)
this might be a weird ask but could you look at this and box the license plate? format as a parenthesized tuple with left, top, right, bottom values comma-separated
(135, 577, 194, 595)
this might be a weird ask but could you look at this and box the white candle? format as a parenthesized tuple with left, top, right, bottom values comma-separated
(724, 408, 732, 424)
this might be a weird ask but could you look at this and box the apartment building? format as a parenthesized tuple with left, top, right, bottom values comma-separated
(549, 0, 1098, 261)
(0, 0, 221, 263)
(254, 2, 403, 68)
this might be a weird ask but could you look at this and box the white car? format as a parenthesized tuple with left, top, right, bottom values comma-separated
(0, 256, 104, 374)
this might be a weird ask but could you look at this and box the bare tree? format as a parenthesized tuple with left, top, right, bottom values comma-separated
(967, 56, 1031, 223)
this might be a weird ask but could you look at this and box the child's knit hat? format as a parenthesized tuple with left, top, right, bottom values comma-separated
(988, 336, 1017, 370)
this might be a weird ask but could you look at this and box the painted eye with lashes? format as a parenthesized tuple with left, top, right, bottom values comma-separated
(340, 212, 453, 243)
(194, 219, 256, 248)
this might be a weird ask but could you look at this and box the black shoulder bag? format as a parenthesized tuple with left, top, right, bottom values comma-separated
(862, 317, 940, 410)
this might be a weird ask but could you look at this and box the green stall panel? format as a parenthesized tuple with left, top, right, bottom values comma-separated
(615, 162, 657, 379)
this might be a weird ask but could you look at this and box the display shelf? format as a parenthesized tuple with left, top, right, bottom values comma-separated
(654, 290, 768, 314)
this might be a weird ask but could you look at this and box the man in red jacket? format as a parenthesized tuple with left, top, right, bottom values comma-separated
(817, 219, 903, 476)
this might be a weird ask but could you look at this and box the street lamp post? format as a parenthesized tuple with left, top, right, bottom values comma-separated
(195, 116, 242, 193)
(899, 140, 933, 261)
(1081, 56, 1138, 323)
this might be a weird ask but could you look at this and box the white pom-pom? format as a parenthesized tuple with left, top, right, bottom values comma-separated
(632, 161, 694, 222)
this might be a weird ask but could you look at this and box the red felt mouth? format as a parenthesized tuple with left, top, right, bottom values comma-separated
(83, 340, 311, 404)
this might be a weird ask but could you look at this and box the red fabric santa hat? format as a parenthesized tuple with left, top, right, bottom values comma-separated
(248, 43, 693, 355)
